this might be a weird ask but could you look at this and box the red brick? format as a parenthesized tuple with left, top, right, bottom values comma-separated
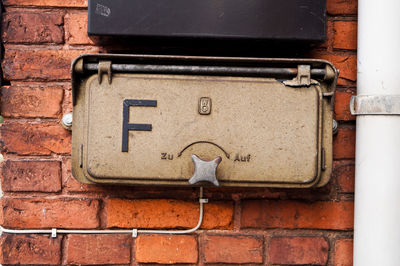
(333, 21, 357, 50)
(1, 122, 71, 155)
(65, 11, 94, 45)
(65, 234, 131, 265)
(269, 237, 328, 265)
(1, 86, 63, 118)
(241, 200, 354, 230)
(317, 54, 357, 86)
(63, 87, 73, 114)
(0, 234, 61, 265)
(203, 235, 263, 264)
(2, 12, 63, 44)
(2, 160, 61, 192)
(333, 128, 356, 159)
(335, 91, 356, 121)
(136, 235, 198, 264)
(1, 198, 99, 228)
(2, 47, 98, 81)
(0, 200, 3, 225)
(333, 161, 355, 193)
(62, 157, 105, 192)
(3, 0, 87, 7)
(334, 238, 353, 266)
(327, 0, 358, 15)
(105, 199, 233, 229)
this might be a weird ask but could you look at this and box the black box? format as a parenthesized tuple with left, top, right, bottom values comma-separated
(88, 0, 326, 42)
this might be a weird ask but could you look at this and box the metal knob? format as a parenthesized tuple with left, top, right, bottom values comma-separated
(188, 154, 222, 186)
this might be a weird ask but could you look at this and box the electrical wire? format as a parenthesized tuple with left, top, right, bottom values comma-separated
(0, 187, 206, 238)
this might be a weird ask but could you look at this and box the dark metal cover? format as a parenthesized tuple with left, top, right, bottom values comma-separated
(88, 0, 326, 42)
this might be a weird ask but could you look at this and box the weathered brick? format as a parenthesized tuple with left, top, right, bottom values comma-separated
(1, 122, 71, 155)
(2, 160, 61, 192)
(327, 0, 358, 15)
(2, 12, 63, 44)
(65, 11, 94, 45)
(335, 91, 356, 121)
(136, 235, 198, 264)
(62, 157, 105, 192)
(333, 161, 355, 193)
(1, 86, 63, 118)
(105, 199, 233, 229)
(3, 47, 98, 80)
(0, 202, 3, 225)
(1, 198, 99, 228)
(334, 238, 353, 266)
(333, 128, 356, 159)
(317, 54, 357, 86)
(333, 21, 357, 50)
(63, 87, 73, 114)
(65, 234, 131, 265)
(269, 237, 329, 265)
(203, 235, 263, 264)
(241, 200, 354, 230)
(0, 234, 61, 265)
(318, 20, 333, 49)
(3, 0, 87, 7)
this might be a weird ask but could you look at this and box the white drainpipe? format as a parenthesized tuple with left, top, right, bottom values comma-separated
(353, 0, 400, 265)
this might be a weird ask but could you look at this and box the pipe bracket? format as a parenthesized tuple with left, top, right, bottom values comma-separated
(350, 95, 400, 115)
(51, 228, 57, 238)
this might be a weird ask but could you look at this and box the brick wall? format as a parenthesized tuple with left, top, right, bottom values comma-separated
(0, 0, 356, 265)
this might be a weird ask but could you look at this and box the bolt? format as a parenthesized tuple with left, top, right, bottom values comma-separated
(332, 119, 338, 134)
(61, 113, 73, 130)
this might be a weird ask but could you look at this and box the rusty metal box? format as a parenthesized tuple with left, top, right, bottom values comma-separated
(71, 54, 337, 187)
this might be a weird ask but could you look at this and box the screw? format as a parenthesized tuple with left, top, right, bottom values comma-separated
(61, 113, 73, 130)
(332, 119, 338, 134)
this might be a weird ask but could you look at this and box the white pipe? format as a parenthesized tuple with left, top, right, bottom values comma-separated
(354, 0, 400, 265)
(0, 187, 206, 238)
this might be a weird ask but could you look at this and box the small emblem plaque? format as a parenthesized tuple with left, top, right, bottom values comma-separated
(199, 97, 211, 115)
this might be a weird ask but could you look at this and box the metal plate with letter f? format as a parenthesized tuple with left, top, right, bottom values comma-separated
(71, 54, 337, 188)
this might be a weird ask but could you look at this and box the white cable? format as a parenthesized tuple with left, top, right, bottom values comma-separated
(0, 187, 206, 238)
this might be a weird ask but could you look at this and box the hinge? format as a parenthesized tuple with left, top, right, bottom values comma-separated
(283, 65, 319, 87)
(98, 61, 112, 84)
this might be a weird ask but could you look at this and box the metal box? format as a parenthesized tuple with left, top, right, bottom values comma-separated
(71, 54, 337, 187)
(88, 0, 326, 42)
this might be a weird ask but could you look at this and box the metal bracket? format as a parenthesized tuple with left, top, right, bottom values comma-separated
(51, 228, 57, 238)
(132, 229, 138, 238)
(199, 198, 208, 204)
(98, 61, 112, 84)
(283, 65, 319, 87)
(350, 95, 400, 115)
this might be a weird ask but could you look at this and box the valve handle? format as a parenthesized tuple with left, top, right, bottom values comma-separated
(188, 154, 222, 186)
